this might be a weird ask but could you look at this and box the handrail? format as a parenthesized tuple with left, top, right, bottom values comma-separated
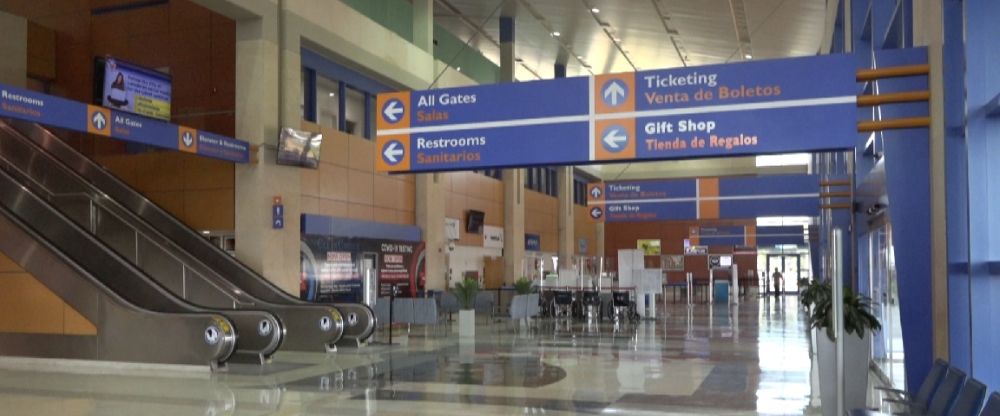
(856, 64, 930, 81)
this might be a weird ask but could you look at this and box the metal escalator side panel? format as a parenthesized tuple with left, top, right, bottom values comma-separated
(4, 119, 302, 304)
(2, 121, 348, 354)
(0, 204, 236, 366)
(0, 163, 282, 361)
(333, 303, 376, 343)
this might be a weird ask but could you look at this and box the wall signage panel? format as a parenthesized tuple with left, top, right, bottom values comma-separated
(0, 83, 250, 163)
(376, 54, 856, 173)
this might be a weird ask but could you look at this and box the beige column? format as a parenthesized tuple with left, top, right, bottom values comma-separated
(913, 0, 949, 360)
(557, 167, 575, 262)
(232, 16, 302, 294)
(0, 11, 27, 87)
(596, 222, 606, 259)
(503, 169, 525, 282)
(416, 173, 447, 289)
(412, 0, 433, 53)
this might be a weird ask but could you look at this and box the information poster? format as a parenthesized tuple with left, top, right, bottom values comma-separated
(300, 234, 425, 302)
(637, 239, 662, 255)
(101, 58, 172, 121)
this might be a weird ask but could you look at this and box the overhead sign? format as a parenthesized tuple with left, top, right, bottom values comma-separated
(100, 57, 172, 121)
(376, 54, 856, 173)
(587, 175, 820, 222)
(0, 83, 250, 163)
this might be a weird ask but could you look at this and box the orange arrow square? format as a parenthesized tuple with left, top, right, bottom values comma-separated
(594, 119, 636, 161)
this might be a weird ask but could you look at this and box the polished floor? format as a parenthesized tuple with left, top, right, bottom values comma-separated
(0, 296, 821, 415)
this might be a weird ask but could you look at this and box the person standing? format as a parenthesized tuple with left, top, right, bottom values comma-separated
(771, 268, 783, 296)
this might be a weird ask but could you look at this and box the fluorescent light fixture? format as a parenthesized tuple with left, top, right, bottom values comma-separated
(744, 54, 753, 59)
(456, 66, 461, 72)
(328, 92, 335, 97)
(756, 216, 814, 227)
(591, 7, 600, 13)
(755, 153, 811, 167)
(201, 230, 211, 235)
(551, 31, 561, 37)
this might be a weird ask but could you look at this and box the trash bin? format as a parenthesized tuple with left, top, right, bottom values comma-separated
(713, 280, 730, 303)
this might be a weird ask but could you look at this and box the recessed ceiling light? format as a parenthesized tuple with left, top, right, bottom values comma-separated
(744, 54, 753, 59)
(591, 7, 600, 13)
(328, 92, 335, 97)
(456, 66, 462, 72)
(551, 31, 561, 37)
(202, 230, 210, 235)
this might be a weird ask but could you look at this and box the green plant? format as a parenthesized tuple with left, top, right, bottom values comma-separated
(514, 277, 534, 295)
(801, 280, 882, 341)
(452, 278, 480, 310)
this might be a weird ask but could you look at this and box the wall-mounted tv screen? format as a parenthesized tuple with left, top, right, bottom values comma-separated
(276, 127, 323, 168)
(466, 210, 485, 234)
(94, 57, 172, 121)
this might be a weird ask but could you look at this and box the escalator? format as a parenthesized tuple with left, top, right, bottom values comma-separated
(0, 120, 348, 355)
(0, 167, 241, 367)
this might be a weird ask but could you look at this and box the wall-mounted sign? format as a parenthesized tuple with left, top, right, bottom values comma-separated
(578, 238, 588, 254)
(98, 57, 172, 121)
(525, 234, 541, 251)
(300, 236, 425, 302)
(444, 217, 460, 240)
(482, 225, 504, 249)
(272, 196, 284, 229)
(0, 83, 250, 163)
(684, 245, 708, 255)
(637, 239, 661, 255)
(376, 54, 856, 173)
(662, 255, 684, 271)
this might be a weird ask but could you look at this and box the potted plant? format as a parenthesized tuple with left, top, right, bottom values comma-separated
(452, 278, 480, 338)
(801, 279, 882, 416)
(514, 277, 534, 295)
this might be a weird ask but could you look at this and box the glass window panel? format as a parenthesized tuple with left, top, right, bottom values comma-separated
(344, 86, 366, 137)
(316, 75, 340, 130)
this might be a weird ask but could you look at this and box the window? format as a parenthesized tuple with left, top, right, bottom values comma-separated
(573, 180, 587, 206)
(344, 86, 366, 137)
(316, 75, 340, 130)
(525, 167, 558, 197)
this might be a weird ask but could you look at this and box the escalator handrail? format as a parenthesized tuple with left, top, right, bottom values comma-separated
(0, 144, 258, 308)
(5, 119, 305, 304)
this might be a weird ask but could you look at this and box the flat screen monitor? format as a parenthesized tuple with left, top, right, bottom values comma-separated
(466, 210, 485, 234)
(276, 128, 323, 168)
(719, 255, 733, 267)
(94, 57, 172, 121)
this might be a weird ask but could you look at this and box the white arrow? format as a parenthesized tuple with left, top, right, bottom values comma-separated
(92, 112, 106, 130)
(383, 100, 404, 122)
(590, 187, 602, 199)
(603, 81, 626, 106)
(383, 142, 404, 163)
(590, 207, 602, 218)
(602, 127, 627, 149)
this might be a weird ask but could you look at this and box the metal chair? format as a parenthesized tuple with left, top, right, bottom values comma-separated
(879, 359, 949, 413)
(923, 367, 967, 416)
(947, 377, 987, 416)
(979, 392, 1000, 416)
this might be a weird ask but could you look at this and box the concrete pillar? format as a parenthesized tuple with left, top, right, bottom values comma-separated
(499, 16, 524, 283)
(0, 11, 27, 87)
(412, 0, 433, 53)
(553, 63, 574, 263)
(596, 222, 606, 258)
(232, 15, 302, 295)
(417, 173, 447, 289)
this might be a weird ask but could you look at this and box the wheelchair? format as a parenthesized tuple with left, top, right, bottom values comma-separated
(606, 290, 639, 323)
(552, 290, 574, 318)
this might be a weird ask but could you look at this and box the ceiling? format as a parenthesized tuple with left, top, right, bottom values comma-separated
(433, 0, 829, 80)
(432, 0, 830, 181)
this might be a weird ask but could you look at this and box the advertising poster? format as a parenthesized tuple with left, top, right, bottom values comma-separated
(637, 239, 661, 255)
(663, 255, 685, 271)
(300, 234, 425, 302)
(101, 58, 172, 121)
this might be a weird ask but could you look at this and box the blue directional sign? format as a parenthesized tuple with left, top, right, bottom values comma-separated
(600, 124, 629, 153)
(601, 79, 628, 107)
(272, 204, 284, 229)
(382, 98, 405, 124)
(376, 54, 860, 173)
(382, 140, 405, 165)
(0, 83, 251, 163)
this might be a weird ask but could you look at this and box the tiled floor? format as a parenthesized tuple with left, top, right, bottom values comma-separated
(0, 295, 820, 415)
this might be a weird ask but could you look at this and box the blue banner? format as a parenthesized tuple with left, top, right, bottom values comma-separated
(525, 234, 541, 251)
(0, 83, 250, 164)
(377, 54, 858, 173)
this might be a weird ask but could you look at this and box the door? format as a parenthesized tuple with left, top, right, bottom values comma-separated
(766, 254, 801, 294)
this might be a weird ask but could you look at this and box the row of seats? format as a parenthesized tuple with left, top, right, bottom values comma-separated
(373, 298, 440, 325)
(852, 359, 999, 415)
